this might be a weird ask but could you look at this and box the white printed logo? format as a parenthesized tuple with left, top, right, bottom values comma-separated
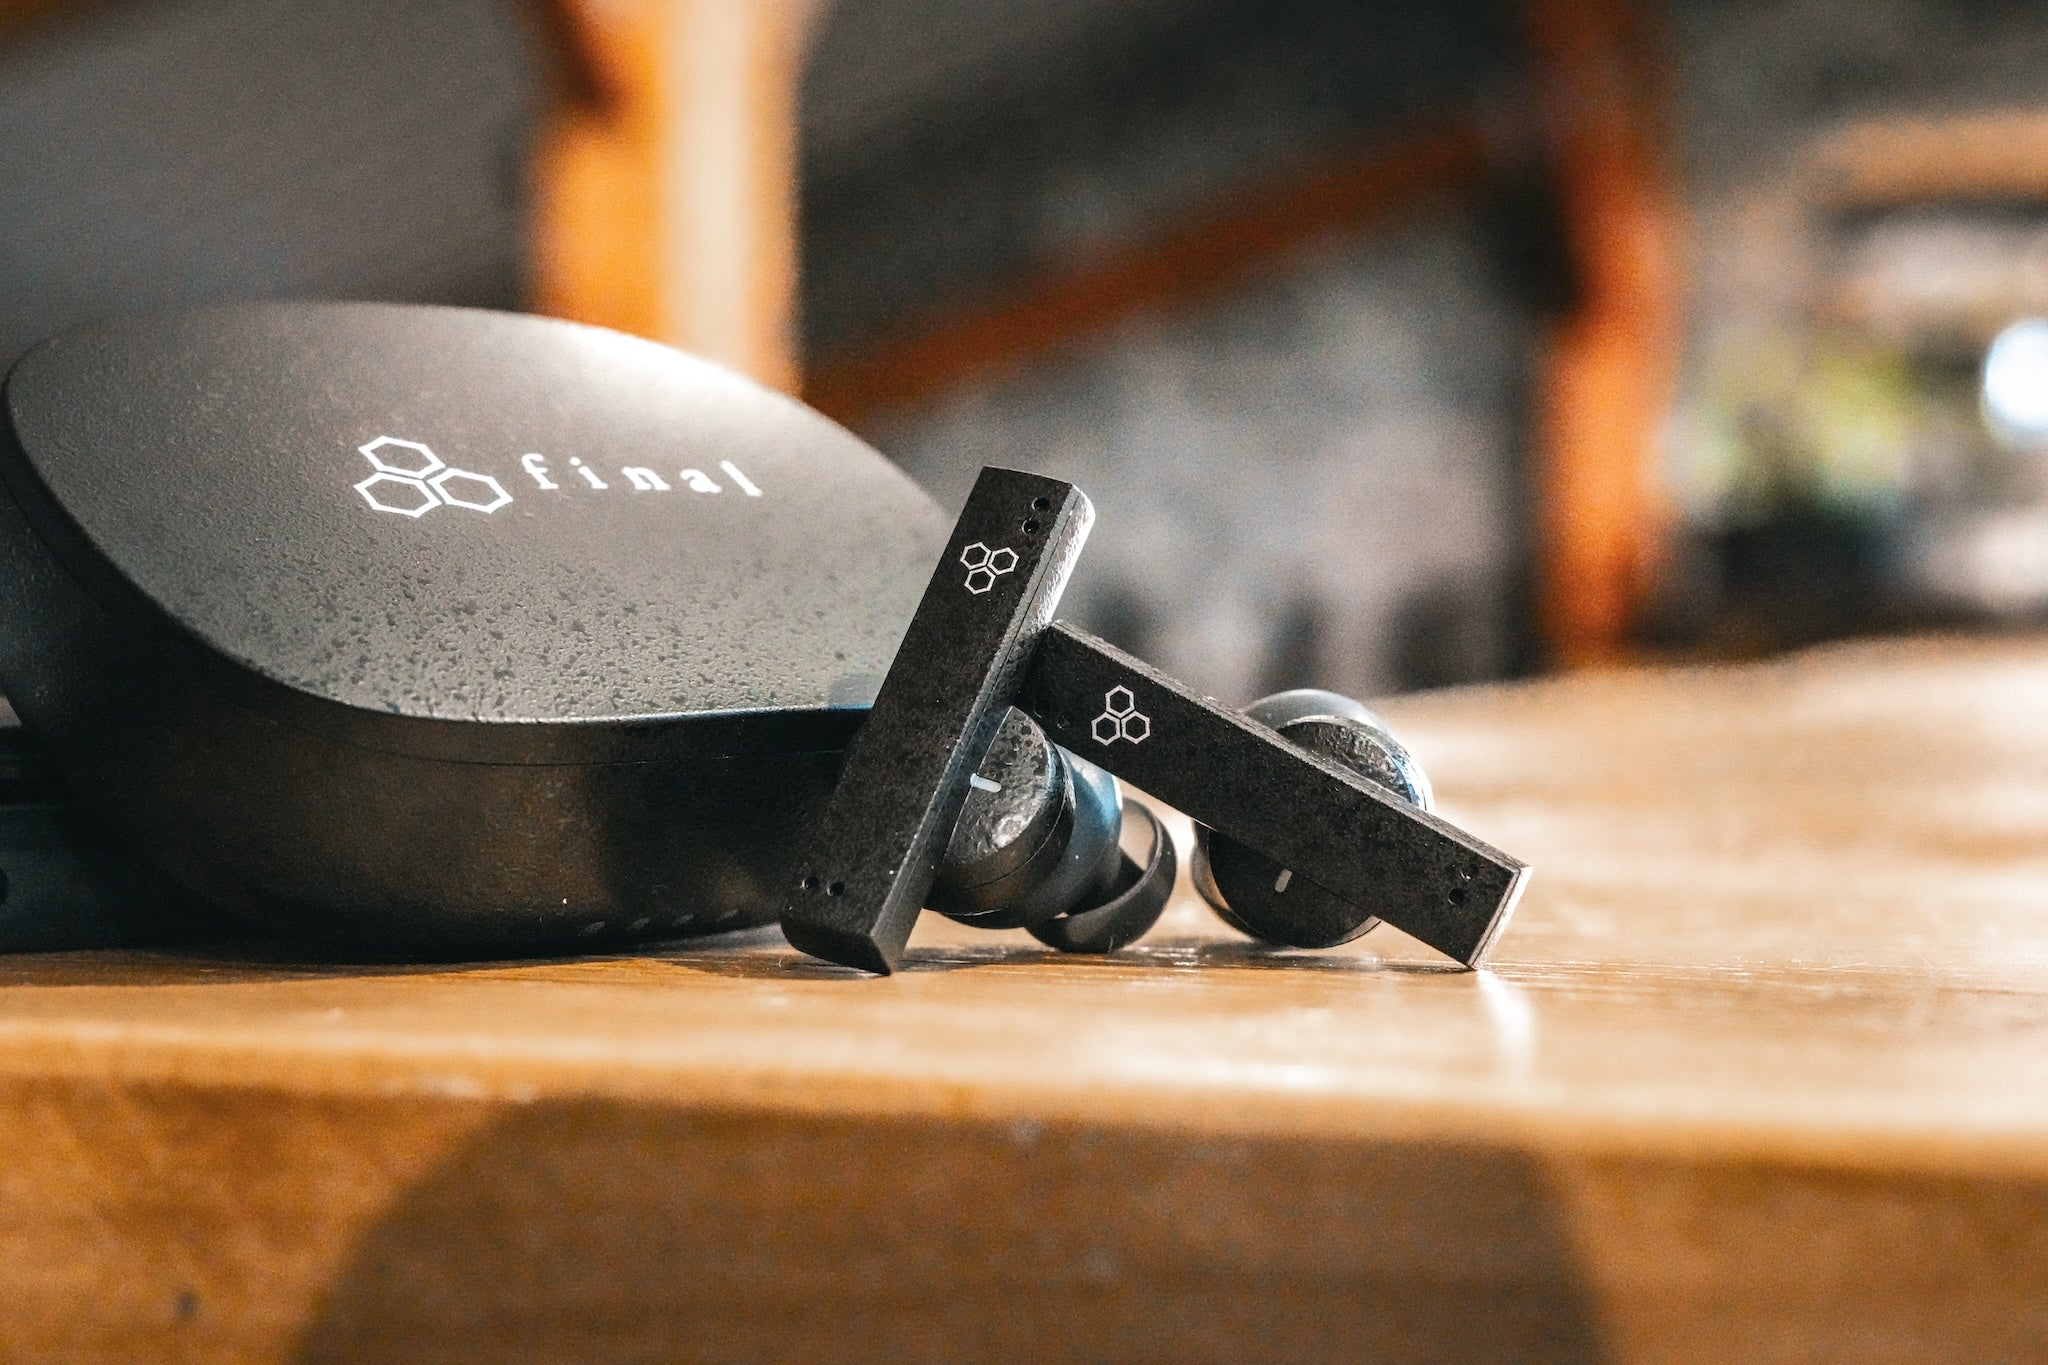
(353, 437, 512, 518)
(354, 438, 765, 517)
(960, 541, 1019, 594)
(1092, 686, 1150, 745)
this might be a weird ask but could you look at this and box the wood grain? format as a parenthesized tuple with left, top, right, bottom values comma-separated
(4, 634, 2048, 1360)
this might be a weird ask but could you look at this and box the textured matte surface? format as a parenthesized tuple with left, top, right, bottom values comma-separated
(932, 707, 1066, 903)
(0, 304, 948, 949)
(780, 468, 1091, 972)
(928, 707, 1080, 925)
(1, 303, 944, 758)
(1020, 622, 1525, 965)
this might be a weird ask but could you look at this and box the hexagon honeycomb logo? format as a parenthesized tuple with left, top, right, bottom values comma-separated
(354, 472, 440, 518)
(353, 436, 512, 518)
(959, 541, 1019, 594)
(1092, 686, 1150, 745)
(360, 436, 443, 478)
(428, 467, 513, 513)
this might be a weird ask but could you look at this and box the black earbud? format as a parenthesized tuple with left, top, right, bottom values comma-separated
(780, 465, 1529, 975)
(778, 468, 1096, 974)
(926, 689, 1426, 957)
(928, 706, 1175, 953)
(1193, 689, 1431, 948)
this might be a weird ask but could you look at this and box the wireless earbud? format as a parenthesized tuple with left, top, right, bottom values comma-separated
(1192, 689, 1431, 948)
(928, 706, 1175, 953)
(780, 465, 1531, 975)
(780, 467, 1094, 973)
(1019, 625, 1522, 966)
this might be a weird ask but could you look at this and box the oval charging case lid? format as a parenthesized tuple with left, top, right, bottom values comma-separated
(0, 303, 947, 764)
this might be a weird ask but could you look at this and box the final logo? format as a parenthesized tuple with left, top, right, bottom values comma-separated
(352, 437, 511, 518)
(351, 436, 764, 517)
(958, 541, 1018, 594)
(1091, 686, 1151, 745)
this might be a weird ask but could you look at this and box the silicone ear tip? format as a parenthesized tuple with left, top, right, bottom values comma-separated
(1028, 801, 1175, 954)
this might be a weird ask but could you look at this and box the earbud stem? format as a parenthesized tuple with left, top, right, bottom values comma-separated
(1018, 623, 1528, 967)
(778, 468, 1093, 973)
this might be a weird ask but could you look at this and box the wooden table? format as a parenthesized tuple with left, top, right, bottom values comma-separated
(5, 634, 2048, 1362)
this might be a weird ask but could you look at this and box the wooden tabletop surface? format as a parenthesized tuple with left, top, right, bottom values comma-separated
(6, 633, 2048, 1362)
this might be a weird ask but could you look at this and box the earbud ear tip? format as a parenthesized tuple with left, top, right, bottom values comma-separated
(1029, 802, 1175, 954)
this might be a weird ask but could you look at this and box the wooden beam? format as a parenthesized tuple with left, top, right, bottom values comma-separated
(1521, 0, 1683, 668)
(530, 0, 807, 391)
(805, 119, 1495, 426)
(1811, 109, 2048, 209)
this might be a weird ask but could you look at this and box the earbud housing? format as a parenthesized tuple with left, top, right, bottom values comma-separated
(1194, 689, 1434, 948)
(928, 706, 1124, 929)
(0, 303, 945, 953)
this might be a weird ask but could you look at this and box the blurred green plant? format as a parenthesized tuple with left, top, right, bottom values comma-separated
(1674, 328, 1978, 527)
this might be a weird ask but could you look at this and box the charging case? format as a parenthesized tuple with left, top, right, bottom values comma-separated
(0, 303, 946, 953)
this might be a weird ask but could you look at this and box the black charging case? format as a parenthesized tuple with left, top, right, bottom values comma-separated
(0, 303, 946, 953)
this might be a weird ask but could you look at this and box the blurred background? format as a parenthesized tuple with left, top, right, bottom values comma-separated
(7, 0, 2048, 704)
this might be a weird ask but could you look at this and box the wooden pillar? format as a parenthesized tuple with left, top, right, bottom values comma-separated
(530, 0, 808, 392)
(1522, 0, 1682, 668)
